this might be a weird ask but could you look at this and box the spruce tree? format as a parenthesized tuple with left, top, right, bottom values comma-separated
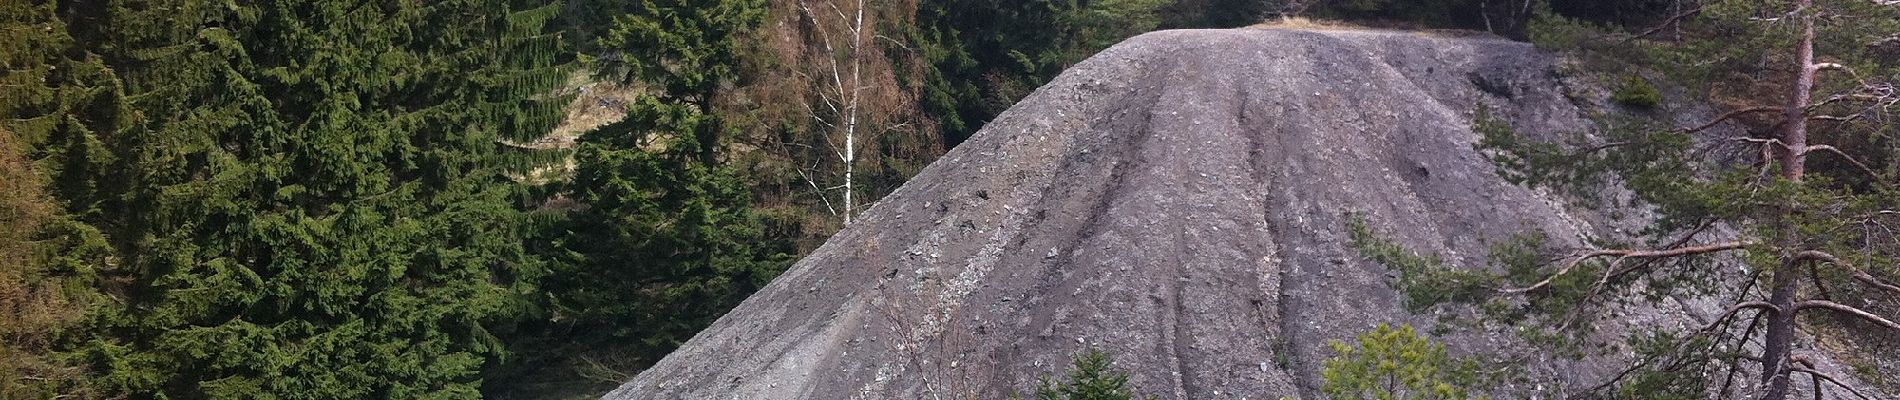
(537, 0, 791, 368)
(908, 0, 1166, 147)
(1036, 348, 1150, 400)
(43, 0, 571, 397)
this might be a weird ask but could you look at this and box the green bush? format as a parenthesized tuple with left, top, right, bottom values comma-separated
(1611, 74, 1662, 108)
(1036, 348, 1153, 400)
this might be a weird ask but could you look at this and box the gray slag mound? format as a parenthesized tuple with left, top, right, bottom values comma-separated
(609, 28, 1679, 399)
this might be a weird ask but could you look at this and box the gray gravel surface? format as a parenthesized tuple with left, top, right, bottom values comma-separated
(603, 28, 1882, 399)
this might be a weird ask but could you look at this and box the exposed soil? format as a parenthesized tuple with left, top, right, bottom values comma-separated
(603, 28, 1885, 399)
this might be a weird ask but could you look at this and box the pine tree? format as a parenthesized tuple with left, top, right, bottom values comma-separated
(1320, 324, 1480, 400)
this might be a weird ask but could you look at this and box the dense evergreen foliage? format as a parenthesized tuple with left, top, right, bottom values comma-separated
(507, 0, 794, 385)
(906, 0, 1174, 147)
(6, 0, 571, 397)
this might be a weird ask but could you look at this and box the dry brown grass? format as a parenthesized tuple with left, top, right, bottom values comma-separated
(0, 126, 92, 396)
(1247, 15, 1493, 38)
(0, 126, 57, 342)
(544, 72, 646, 149)
(1247, 16, 1369, 31)
(504, 72, 645, 184)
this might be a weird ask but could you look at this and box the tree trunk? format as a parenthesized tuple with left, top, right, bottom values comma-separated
(1760, 254, 1801, 400)
(842, 0, 863, 225)
(1760, 1, 1816, 399)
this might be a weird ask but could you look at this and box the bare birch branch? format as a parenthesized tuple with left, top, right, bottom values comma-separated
(797, 167, 840, 216)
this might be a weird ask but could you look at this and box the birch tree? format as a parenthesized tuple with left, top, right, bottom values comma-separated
(796, 0, 881, 225)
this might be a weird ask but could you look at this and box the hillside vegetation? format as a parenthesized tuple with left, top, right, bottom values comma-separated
(2, 0, 1894, 399)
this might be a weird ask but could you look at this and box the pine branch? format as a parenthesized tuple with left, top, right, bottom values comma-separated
(1501, 241, 1748, 294)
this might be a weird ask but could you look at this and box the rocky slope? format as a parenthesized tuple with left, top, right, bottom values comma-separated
(603, 28, 1877, 399)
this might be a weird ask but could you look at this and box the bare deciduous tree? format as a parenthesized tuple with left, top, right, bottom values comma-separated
(794, 0, 911, 225)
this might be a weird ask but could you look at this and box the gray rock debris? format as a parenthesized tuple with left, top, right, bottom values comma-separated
(603, 28, 1854, 399)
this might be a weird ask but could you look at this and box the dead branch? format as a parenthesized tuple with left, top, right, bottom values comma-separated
(1556, 241, 1753, 332)
(1698, 301, 1780, 336)
(1788, 362, 1876, 400)
(1809, 93, 1886, 109)
(1581, 298, 1774, 399)
(1684, 106, 1782, 133)
(1502, 241, 1748, 294)
(1809, 259, 1836, 300)
(1718, 304, 1768, 397)
(1737, 139, 1884, 181)
(1740, 137, 1786, 146)
(1688, 91, 1891, 133)
(1794, 300, 1900, 330)
(1623, 5, 1704, 43)
(1794, 250, 1900, 294)
(1800, 144, 1883, 179)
